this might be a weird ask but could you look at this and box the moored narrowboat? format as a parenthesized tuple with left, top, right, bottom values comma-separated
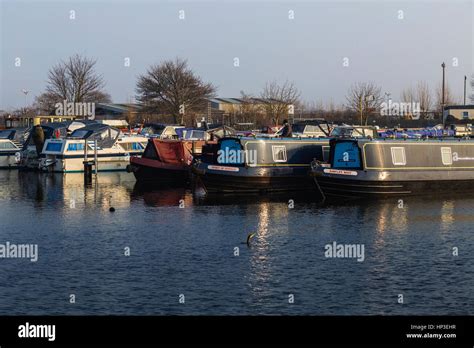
(192, 137, 329, 193)
(128, 138, 206, 183)
(128, 126, 236, 183)
(311, 137, 474, 198)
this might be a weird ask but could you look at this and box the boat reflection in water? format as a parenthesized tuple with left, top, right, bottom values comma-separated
(16, 171, 136, 210)
(132, 181, 189, 207)
(0, 169, 473, 315)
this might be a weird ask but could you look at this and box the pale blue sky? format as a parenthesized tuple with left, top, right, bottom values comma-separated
(0, 0, 472, 110)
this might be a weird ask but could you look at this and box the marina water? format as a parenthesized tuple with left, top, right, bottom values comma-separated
(0, 171, 472, 315)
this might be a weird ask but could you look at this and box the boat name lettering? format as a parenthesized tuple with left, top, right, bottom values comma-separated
(208, 165, 240, 172)
(324, 169, 358, 176)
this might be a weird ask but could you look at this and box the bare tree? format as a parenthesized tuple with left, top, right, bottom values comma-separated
(260, 80, 300, 125)
(136, 58, 216, 124)
(435, 82, 457, 110)
(36, 54, 110, 113)
(238, 91, 263, 124)
(401, 86, 416, 104)
(345, 82, 383, 124)
(415, 81, 432, 113)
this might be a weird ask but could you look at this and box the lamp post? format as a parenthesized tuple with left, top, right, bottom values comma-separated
(441, 62, 446, 126)
(464, 75, 467, 105)
(21, 89, 29, 108)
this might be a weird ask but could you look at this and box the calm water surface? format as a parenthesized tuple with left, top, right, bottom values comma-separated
(0, 171, 472, 315)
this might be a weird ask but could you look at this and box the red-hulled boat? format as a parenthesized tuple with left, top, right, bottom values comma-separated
(128, 138, 207, 183)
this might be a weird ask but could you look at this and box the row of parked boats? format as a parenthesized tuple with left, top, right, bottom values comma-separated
(2, 119, 474, 199)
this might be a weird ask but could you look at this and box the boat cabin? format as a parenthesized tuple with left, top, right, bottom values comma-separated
(330, 125, 379, 139)
(201, 136, 329, 167)
(140, 123, 184, 139)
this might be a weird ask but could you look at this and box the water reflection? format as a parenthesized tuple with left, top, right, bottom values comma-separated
(132, 182, 188, 207)
(0, 170, 472, 315)
(440, 200, 455, 231)
(15, 172, 136, 210)
(249, 202, 273, 304)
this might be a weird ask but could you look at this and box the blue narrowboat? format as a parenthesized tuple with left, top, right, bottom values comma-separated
(192, 137, 329, 193)
(311, 137, 474, 198)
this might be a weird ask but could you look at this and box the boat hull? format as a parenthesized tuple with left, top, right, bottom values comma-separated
(129, 157, 190, 183)
(312, 168, 474, 198)
(193, 162, 315, 193)
(40, 153, 141, 172)
(0, 152, 19, 169)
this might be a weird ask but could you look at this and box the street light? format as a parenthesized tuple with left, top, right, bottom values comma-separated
(441, 62, 446, 126)
(21, 89, 29, 108)
(464, 75, 467, 105)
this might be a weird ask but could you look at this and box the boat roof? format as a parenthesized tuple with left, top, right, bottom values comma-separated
(0, 129, 16, 139)
(69, 123, 119, 139)
(40, 122, 69, 130)
(223, 136, 330, 143)
(143, 123, 182, 130)
(340, 137, 474, 144)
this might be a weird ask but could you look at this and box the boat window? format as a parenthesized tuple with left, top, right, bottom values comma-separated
(331, 127, 353, 138)
(292, 124, 306, 133)
(185, 130, 206, 140)
(391, 147, 406, 165)
(272, 145, 287, 162)
(121, 142, 144, 151)
(67, 143, 85, 151)
(0, 142, 17, 149)
(0, 130, 14, 140)
(218, 139, 244, 164)
(45, 142, 63, 152)
(71, 129, 90, 139)
(141, 127, 163, 137)
(441, 147, 453, 165)
(322, 146, 330, 161)
(332, 141, 361, 168)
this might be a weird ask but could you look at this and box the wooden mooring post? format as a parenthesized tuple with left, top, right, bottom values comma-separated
(83, 139, 98, 184)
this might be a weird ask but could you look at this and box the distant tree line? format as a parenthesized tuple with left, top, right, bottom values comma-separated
(10, 54, 467, 128)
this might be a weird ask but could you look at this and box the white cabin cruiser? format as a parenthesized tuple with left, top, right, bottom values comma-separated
(0, 129, 24, 168)
(39, 124, 148, 172)
(19, 122, 71, 170)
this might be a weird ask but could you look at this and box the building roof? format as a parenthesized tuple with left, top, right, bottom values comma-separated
(208, 97, 285, 105)
(95, 103, 141, 113)
(445, 105, 474, 110)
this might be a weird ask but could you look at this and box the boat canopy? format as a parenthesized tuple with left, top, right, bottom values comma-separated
(0, 129, 16, 140)
(67, 120, 97, 133)
(70, 124, 120, 148)
(207, 125, 236, 139)
(140, 123, 183, 137)
(379, 127, 456, 138)
(331, 125, 378, 138)
(292, 118, 332, 137)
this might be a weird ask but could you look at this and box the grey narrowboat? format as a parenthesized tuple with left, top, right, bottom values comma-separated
(192, 137, 329, 193)
(311, 137, 474, 198)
